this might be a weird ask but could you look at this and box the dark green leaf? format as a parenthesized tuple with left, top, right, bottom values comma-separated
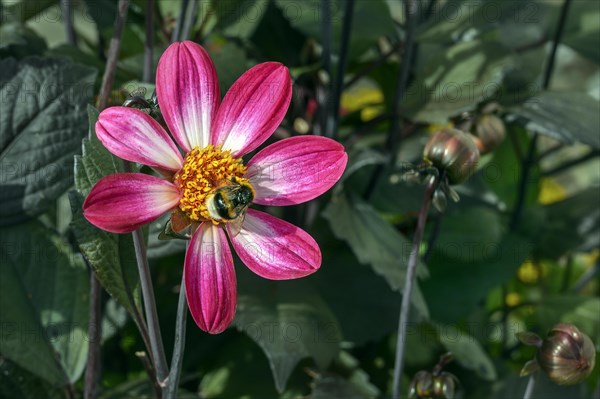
(535, 295, 600, 342)
(198, 335, 307, 398)
(0, 23, 47, 59)
(435, 324, 497, 381)
(422, 234, 531, 322)
(1, 0, 56, 23)
(432, 206, 504, 262)
(322, 194, 429, 318)
(313, 224, 403, 345)
(533, 187, 600, 258)
(563, 0, 600, 63)
(0, 221, 89, 385)
(402, 40, 514, 123)
(0, 57, 96, 226)
(206, 40, 250, 94)
(0, 359, 66, 399)
(492, 373, 586, 399)
(484, 125, 540, 211)
(249, 0, 307, 66)
(507, 91, 600, 149)
(213, 0, 269, 39)
(337, 148, 387, 188)
(234, 273, 342, 393)
(418, 1, 546, 45)
(275, 0, 395, 62)
(309, 375, 375, 399)
(70, 106, 142, 319)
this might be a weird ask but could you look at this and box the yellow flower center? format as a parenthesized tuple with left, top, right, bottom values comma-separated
(174, 144, 250, 223)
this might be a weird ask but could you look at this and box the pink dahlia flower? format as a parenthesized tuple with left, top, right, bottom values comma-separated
(83, 41, 347, 334)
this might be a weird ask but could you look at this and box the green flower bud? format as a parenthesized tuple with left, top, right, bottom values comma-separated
(537, 323, 596, 386)
(473, 114, 506, 154)
(423, 128, 480, 184)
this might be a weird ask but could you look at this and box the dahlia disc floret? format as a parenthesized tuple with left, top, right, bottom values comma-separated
(83, 41, 347, 334)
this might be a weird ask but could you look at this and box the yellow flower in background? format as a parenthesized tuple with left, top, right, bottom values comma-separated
(341, 86, 384, 122)
(506, 292, 522, 307)
(518, 260, 541, 284)
(538, 177, 567, 205)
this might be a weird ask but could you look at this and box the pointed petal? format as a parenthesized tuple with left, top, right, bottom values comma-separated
(185, 223, 236, 334)
(229, 209, 321, 280)
(156, 41, 220, 152)
(211, 62, 292, 156)
(83, 173, 180, 233)
(520, 359, 540, 377)
(96, 107, 183, 172)
(247, 136, 347, 205)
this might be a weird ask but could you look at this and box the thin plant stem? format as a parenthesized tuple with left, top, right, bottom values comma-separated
(326, 0, 355, 140)
(542, 150, 600, 176)
(315, 0, 333, 137)
(84, 273, 102, 399)
(143, 0, 155, 83)
(164, 275, 188, 399)
(593, 378, 600, 399)
(84, 0, 128, 393)
(542, 0, 572, 89)
(131, 227, 169, 385)
(536, 142, 563, 161)
(509, 133, 538, 231)
(391, 177, 437, 399)
(363, 0, 419, 201)
(136, 351, 161, 398)
(560, 255, 573, 292)
(423, 213, 444, 263)
(344, 40, 402, 90)
(573, 259, 600, 293)
(522, 373, 537, 399)
(181, 0, 199, 41)
(61, 0, 77, 46)
(172, 0, 190, 43)
(509, 0, 572, 231)
(97, 0, 129, 111)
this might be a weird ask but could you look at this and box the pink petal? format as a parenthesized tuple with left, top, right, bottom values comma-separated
(185, 223, 236, 334)
(96, 107, 183, 172)
(246, 136, 348, 206)
(211, 62, 292, 157)
(83, 173, 180, 233)
(229, 209, 321, 280)
(156, 41, 220, 152)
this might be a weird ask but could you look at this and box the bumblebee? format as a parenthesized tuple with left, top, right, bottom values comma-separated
(206, 177, 254, 236)
(122, 88, 162, 121)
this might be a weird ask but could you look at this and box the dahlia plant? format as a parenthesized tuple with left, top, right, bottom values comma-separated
(83, 41, 347, 333)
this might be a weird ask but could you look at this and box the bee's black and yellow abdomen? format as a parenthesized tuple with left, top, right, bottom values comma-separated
(213, 185, 254, 220)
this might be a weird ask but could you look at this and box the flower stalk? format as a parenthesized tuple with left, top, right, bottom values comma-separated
(364, 0, 419, 200)
(391, 175, 438, 399)
(522, 373, 537, 399)
(131, 223, 169, 385)
(85, 2, 129, 397)
(164, 275, 188, 399)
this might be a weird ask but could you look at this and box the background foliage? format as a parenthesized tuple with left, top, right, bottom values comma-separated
(0, 0, 599, 398)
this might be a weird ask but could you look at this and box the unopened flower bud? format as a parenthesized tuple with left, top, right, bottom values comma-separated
(409, 353, 458, 399)
(473, 114, 505, 154)
(423, 128, 480, 184)
(537, 323, 596, 386)
(518, 323, 596, 385)
(409, 370, 457, 399)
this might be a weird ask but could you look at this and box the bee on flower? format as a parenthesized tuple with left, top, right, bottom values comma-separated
(83, 41, 347, 334)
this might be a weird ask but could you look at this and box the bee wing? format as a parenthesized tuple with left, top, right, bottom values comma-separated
(227, 212, 246, 237)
